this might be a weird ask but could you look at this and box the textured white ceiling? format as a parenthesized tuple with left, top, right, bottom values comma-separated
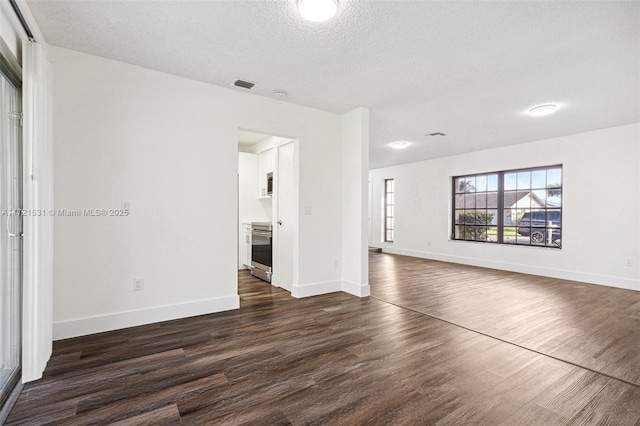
(28, 0, 640, 169)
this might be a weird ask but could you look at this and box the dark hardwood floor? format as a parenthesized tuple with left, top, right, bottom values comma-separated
(369, 250, 640, 387)
(7, 255, 640, 425)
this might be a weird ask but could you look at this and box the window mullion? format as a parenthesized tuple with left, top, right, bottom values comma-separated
(497, 171, 504, 243)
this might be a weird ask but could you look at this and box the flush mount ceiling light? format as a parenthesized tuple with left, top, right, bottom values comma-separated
(528, 104, 558, 117)
(298, 0, 338, 22)
(390, 141, 410, 150)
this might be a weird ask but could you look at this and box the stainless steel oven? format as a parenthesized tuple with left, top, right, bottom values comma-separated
(251, 222, 272, 282)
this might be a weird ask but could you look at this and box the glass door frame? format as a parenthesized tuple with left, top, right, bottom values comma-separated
(0, 35, 23, 412)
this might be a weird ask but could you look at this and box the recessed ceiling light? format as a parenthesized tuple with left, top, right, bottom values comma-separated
(390, 141, 410, 150)
(298, 0, 338, 22)
(528, 104, 558, 117)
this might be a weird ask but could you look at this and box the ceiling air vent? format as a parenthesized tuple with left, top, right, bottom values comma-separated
(233, 79, 256, 90)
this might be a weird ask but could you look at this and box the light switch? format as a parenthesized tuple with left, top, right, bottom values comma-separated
(304, 205, 312, 215)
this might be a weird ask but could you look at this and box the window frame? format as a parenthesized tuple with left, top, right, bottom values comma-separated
(451, 165, 562, 248)
(384, 178, 395, 243)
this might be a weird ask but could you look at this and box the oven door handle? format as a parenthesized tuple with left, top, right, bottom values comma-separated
(252, 231, 272, 238)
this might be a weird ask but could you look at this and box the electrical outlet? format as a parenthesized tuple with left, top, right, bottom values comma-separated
(134, 277, 144, 291)
(626, 258, 633, 267)
(334, 259, 340, 269)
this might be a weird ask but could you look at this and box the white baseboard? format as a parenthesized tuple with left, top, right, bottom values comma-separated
(342, 279, 371, 297)
(382, 247, 640, 292)
(291, 279, 371, 298)
(292, 280, 341, 298)
(53, 295, 239, 340)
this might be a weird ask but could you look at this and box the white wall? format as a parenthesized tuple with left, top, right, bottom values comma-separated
(370, 123, 640, 291)
(52, 46, 351, 339)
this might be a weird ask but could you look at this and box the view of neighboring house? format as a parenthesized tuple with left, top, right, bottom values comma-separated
(455, 190, 552, 225)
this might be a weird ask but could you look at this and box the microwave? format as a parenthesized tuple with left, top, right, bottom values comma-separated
(267, 172, 273, 196)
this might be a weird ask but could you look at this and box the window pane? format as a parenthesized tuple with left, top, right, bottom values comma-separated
(457, 177, 476, 193)
(465, 227, 476, 241)
(504, 191, 520, 209)
(486, 192, 498, 208)
(455, 194, 464, 209)
(531, 189, 546, 207)
(455, 225, 464, 239)
(476, 210, 491, 225)
(463, 211, 475, 224)
(503, 209, 515, 226)
(549, 229, 561, 248)
(504, 173, 517, 190)
(532, 170, 546, 188)
(515, 209, 529, 225)
(487, 174, 498, 191)
(475, 193, 487, 208)
(465, 195, 476, 209)
(547, 168, 562, 187)
(455, 210, 466, 224)
(476, 226, 487, 241)
(517, 192, 532, 208)
(547, 209, 561, 226)
(487, 209, 498, 225)
(503, 226, 517, 244)
(517, 171, 531, 190)
(476, 175, 487, 192)
(548, 190, 562, 207)
(487, 226, 498, 242)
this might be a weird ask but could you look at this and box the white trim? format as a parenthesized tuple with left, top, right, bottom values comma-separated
(291, 280, 341, 298)
(53, 296, 239, 340)
(383, 247, 640, 292)
(342, 280, 371, 297)
(21, 40, 54, 383)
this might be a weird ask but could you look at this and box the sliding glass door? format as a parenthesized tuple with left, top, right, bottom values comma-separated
(0, 67, 22, 406)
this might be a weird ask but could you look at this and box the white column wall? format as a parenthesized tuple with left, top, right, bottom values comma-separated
(341, 107, 370, 297)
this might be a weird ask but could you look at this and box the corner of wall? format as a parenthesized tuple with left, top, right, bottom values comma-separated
(342, 280, 371, 297)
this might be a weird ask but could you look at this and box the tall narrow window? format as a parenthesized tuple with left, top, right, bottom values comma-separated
(453, 165, 562, 248)
(384, 178, 394, 242)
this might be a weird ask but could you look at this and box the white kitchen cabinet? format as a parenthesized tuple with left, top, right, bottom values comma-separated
(241, 223, 252, 268)
(257, 148, 273, 198)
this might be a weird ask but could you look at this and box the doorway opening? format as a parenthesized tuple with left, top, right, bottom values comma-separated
(237, 130, 298, 306)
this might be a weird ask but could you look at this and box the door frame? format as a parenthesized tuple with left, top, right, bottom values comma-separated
(0, 34, 23, 417)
